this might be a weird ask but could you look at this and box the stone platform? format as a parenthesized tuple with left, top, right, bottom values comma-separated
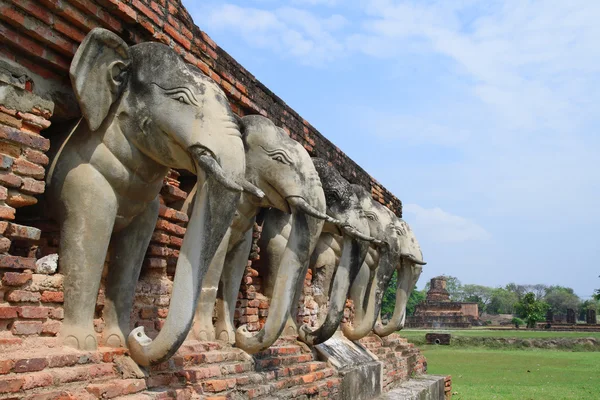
(0, 333, 437, 399)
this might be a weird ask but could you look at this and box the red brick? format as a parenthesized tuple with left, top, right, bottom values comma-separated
(0, 360, 13, 375)
(158, 204, 188, 223)
(164, 23, 191, 50)
(11, 320, 43, 335)
(48, 307, 63, 320)
(0, 4, 77, 56)
(0, 142, 21, 158)
(18, 306, 49, 319)
(6, 190, 37, 208)
(0, 306, 18, 319)
(21, 177, 45, 194)
(0, 205, 15, 220)
(13, 158, 45, 179)
(46, 354, 80, 368)
(0, 186, 7, 201)
(0, 255, 36, 269)
(2, 271, 32, 286)
(0, 171, 22, 188)
(42, 319, 61, 335)
(13, 357, 47, 373)
(54, 18, 86, 43)
(151, 231, 170, 245)
(6, 223, 41, 240)
(22, 371, 53, 390)
(201, 31, 217, 49)
(139, 306, 157, 319)
(16, 112, 51, 130)
(0, 122, 50, 151)
(41, 291, 64, 303)
(0, 376, 23, 394)
(86, 378, 146, 398)
(23, 149, 49, 166)
(155, 219, 186, 236)
(7, 289, 40, 302)
(132, 0, 163, 27)
(169, 236, 183, 248)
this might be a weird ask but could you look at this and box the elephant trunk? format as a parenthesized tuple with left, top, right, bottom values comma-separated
(236, 210, 320, 354)
(128, 167, 240, 365)
(299, 235, 368, 345)
(373, 262, 416, 336)
(342, 250, 394, 341)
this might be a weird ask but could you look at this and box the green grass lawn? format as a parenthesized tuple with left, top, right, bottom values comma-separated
(422, 346, 600, 400)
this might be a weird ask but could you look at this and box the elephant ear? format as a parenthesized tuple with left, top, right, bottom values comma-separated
(69, 28, 131, 131)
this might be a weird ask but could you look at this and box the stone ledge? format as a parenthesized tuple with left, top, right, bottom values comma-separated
(376, 375, 447, 400)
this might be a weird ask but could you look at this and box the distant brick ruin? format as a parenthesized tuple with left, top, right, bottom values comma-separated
(406, 276, 477, 329)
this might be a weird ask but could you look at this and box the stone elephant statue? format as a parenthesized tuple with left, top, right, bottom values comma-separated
(341, 186, 412, 340)
(373, 219, 425, 336)
(298, 158, 378, 345)
(186, 115, 342, 348)
(46, 28, 262, 366)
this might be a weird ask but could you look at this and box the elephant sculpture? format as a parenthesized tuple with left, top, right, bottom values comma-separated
(298, 158, 378, 345)
(46, 28, 262, 366)
(373, 219, 424, 336)
(342, 186, 413, 340)
(187, 115, 342, 348)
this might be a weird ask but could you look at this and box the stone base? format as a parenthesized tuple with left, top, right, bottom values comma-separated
(376, 375, 447, 400)
(0, 334, 435, 399)
(315, 332, 382, 400)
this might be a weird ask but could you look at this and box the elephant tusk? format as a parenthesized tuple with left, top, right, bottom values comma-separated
(287, 196, 340, 225)
(340, 223, 377, 242)
(190, 146, 264, 199)
(400, 252, 427, 265)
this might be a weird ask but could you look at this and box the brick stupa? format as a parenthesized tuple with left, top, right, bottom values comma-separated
(406, 276, 476, 328)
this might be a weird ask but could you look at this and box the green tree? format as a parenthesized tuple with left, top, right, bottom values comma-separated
(487, 288, 519, 314)
(543, 286, 581, 315)
(515, 292, 549, 328)
(461, 284, 493, 314)
(381, 270, 426, 319)
(407, 288, 426, 316)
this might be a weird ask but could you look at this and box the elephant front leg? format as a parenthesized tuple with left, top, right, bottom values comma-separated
(102, 198, 160, 348)
(58, 166, 117, 350)
(215, 229, 253, 344)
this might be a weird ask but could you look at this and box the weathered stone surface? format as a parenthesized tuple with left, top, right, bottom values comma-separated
(35, 253, 58, 274)
(376, 375, 446, 400)
(316, 332, 382, 400)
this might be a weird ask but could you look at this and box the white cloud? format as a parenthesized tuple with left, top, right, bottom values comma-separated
(196, 4, 347, 65)
(403, 204, 491, 244)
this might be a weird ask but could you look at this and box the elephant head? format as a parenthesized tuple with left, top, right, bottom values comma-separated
(298, 158, 376, 345)
(189, 115, 340, 345)
(373, 219, 425, 336)
(341, 185, 405, 340)
(48, 28, 261, 366)
(233, 117, 337, 353)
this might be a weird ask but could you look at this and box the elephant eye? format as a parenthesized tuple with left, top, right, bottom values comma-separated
(260, 146, 293, 165)
(171, 93, 192, 105)
(364, 211, 377, 221)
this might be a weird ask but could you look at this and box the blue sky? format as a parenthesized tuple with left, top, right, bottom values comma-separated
(182, 0, 600, 298)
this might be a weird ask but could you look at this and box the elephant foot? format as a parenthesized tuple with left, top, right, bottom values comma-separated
(100, 327, 127, 348)
(60, 324, 98, 351)
(215, 327, 236, 345)
(188, 321, 216, 342)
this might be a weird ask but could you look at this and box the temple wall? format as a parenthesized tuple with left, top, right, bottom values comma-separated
(0, 1, 442, 399)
